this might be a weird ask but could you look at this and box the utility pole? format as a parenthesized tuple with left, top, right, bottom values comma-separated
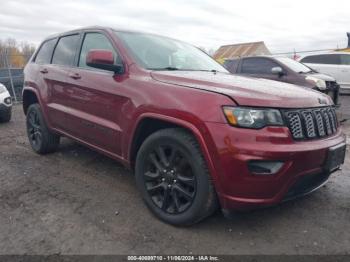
(4, 49, 17, 102)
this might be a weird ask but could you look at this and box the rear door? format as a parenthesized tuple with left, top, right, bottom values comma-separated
(44, 34, 81, 131)
(339, 54, 350, 89)
(32, 37, 63, 129)
(62, 31, 124, 154)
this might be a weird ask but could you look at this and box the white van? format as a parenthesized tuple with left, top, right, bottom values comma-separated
(299, 52, 350, 93)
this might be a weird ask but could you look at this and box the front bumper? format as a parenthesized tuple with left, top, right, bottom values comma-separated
(0, 91, 12, 114)
(205, 122, 346, 210)
(0, 91, 12, 107)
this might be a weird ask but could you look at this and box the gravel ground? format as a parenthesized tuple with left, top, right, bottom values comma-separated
(0, 100, 349, 255)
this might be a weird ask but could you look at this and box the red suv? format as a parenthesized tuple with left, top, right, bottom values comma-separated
(23, 27, 346, 225)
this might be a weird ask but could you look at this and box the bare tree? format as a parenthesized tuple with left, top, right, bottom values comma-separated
(0, 38, 36, 68)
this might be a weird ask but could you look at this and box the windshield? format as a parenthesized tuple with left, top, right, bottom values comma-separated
(275, 57, 312, 73)
(114, 31, 228, 72)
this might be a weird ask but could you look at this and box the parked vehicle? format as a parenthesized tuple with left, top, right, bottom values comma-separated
(299, 52, 350, 93)
(0, 83, 12, 122)
(23, 27, 346, 225)
(0, 68, 24, 99)
(224, 56, 340, 105)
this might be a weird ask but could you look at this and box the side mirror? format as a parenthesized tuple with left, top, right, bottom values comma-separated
(86, 49, 123, 74)
(271, 66, 284, 77)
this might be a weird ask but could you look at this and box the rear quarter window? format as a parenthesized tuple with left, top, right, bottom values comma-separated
(224, 59, 239, 73)
(35, 39, 57, 64)
(52, 34, 80, 66)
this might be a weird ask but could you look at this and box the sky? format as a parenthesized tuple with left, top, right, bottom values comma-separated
(0, 0, 350, 54)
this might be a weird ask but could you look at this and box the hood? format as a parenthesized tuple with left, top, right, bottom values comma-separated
(151, 71, 333, 108)
(304, 72, 335, 82)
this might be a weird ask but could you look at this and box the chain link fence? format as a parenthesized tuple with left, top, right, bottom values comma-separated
(0, 51, 29, 103)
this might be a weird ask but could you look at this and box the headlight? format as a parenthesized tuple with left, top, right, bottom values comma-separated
(223, 106, 284, 129)
(0, 84, 6, 94)
(305, 76, 326, 90)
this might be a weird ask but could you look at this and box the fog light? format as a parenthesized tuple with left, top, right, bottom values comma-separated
(248, 160, 284, 175)
(4, 97, 12, 105)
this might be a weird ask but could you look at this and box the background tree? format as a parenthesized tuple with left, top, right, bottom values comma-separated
(0, 38, 36, 69)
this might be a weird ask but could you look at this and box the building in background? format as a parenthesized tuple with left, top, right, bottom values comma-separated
(213, 41, 271, 64)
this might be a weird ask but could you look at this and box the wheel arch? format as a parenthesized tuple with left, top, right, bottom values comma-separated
(127, 113, 221, 191)
(22, 88, 40, 115)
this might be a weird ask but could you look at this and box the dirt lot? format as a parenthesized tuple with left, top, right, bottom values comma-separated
(0, 99, 350, 255)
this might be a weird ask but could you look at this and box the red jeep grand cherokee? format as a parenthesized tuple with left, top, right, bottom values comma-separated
(23, 27, 346, 225)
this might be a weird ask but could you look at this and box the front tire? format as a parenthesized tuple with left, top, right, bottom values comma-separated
(26, 103, 60, 154)
(135, 128, 218, 226)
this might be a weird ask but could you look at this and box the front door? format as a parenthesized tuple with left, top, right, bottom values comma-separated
(239, 57, 283, 82)
(63, 32, 126, 155)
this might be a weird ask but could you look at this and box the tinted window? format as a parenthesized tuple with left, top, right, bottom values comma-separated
(35, 39, 56, 64)
(301, 54, 341, 65)
(241, 58, 279, 74)
(79, 33, 117, 69)
(52, 34, 80, 66)
(224, 59, 239, 73)
(340, 54, 350, 65)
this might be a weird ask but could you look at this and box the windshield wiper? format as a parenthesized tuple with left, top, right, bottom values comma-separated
(197, 69, 218, 73)
(194, 69, 220, 74)
(148, 67, 180, 71)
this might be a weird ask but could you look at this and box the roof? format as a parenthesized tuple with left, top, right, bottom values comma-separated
(298, 51, 350, 59)
(42, 26, 183, 44)
(213, 41, 271, 62)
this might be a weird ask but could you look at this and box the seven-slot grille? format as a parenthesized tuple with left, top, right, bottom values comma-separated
(283, 107, 338, 140)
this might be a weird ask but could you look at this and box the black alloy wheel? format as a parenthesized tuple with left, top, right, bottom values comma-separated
(27, 109, 43, 150)
(135, 128, 218, 225)
(144, 144, 196, 214)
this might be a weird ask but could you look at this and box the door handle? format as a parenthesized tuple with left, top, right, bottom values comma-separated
(40, 68, 48, 74)
(69, 73, 81, 80)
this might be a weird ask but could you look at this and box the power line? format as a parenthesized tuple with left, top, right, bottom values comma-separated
(272, 48, 341, 56)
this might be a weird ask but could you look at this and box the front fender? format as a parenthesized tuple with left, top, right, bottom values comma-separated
(126, 112, 223, 193)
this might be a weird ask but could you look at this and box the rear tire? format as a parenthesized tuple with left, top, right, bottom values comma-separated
(0, 108, 11, 123)
(135, 128, 218, 226)
(26, 103, 60, 154)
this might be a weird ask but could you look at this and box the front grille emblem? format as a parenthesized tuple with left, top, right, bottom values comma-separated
(318, 98, 327, 105)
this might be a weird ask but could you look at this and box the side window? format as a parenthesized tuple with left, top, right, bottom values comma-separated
(52, 34, 80, 66)
(300, 55, 319, 63)
(301, 54, 341, 65)
(340, 54, 350, 65)
(35, 39, 57, 64)
(241, 58, 279, 74)
(78, 33, 117, 69)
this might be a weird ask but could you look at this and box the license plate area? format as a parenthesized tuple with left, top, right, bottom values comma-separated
(324, 143, 346, 172)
